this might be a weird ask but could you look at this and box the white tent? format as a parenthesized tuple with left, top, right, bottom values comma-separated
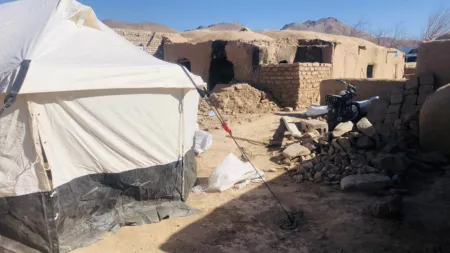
(0, 0, 204, 252)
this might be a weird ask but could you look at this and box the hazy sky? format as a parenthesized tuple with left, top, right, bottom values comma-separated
(2, 0, 450, 37)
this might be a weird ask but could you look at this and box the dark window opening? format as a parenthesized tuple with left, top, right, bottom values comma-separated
(177, 58, 192, 72)
(208, 41, 235, 91)
(367, 65, 374, 78)
(294, 47, 323, 63)
(252, 48, 260, 70)
(406, 56, 417, 63)
(279, 60, 288, 64)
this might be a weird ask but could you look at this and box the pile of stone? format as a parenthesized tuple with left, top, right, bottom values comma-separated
(207, 83, 279, 115)
(273, 117, 448, 193)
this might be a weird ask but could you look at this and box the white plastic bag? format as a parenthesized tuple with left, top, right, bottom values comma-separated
(194, 130, 213, 154)
(207, 153, 264, 192)
(305, 105, 328, 117)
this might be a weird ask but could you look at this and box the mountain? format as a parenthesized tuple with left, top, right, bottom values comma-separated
(281, 17, 370, 38)
(281, 17, 419, 48)
(193, 22, 245, 31)
(282, 17, 347, 34)
(102, 20, 179, 33)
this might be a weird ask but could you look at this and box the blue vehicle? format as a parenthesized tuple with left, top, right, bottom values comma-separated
(400, 47, 418, 63)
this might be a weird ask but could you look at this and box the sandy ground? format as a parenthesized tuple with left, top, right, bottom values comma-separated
(74, 113, 450, 253)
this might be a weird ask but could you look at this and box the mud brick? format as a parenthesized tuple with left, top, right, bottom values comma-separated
(390, 93, 403, 104)
(419, 73, 435, 85)
(417, 93, 431, 105)
(387, 104, 401, 114)
(405, 77, 419, 90)
(401, 104, 419, 115)
(404, 94, 418, 105)
(419, 85, 435, 95)
(384, 113, 400, 124)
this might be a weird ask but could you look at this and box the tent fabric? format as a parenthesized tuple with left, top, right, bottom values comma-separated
(0, 95, 50, 198)
(0, 0, 204, 252)
(31, 88, 198, 188)
(0, 0, 204, 94)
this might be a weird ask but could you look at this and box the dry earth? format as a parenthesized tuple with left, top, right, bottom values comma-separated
(74, 113, 450, 253)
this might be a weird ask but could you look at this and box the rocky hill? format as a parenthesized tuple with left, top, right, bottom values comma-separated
(192, 22, 245, 31)
(281, 17, 371, 39)
(102, 19, 179, 33)
(282, 17, 419, 47)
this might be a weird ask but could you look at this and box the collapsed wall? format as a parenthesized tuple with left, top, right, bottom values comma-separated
(255, 63, 332, 108)
(320, 75, 437, 140)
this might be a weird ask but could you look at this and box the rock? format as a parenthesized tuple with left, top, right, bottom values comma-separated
(282, 143, 311, 159)
(337, 137, 352, 152)
(356, 118, 376, 137)
(365, 151, 376, 163)
(314, 163, 325, 172)
(302, 140, 317, 151)
(410, 151, 448, 164)
(282, 158, 292, 166)
(333, 121, 354, 138)
(328, 145, 335, 155)
(364, 195, 403, 220)
(364, 166, 379, 173)
(334, 155, 343, 165)
(302, 161, 314, 171)
(327, 173, 336, 180)
(331, 139, 344, 152)
(303, 129, 321, 139)
(377, 154, 411, 173)
(283, 107, 294, 112)
(356, 135, 375, 150)
(340, 174, 392, 192)
(293, 174, 304, 183)
(268, 168, 278, 173)
(442, 165, 450, 171)
(350, 154, 368, 167)
(302, 154, 313, 161)
(314, 172, 323, 182)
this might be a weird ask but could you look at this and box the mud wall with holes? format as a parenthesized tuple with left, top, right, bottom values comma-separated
(164, 42, 212, 81)
(253, 63, 332, 108)
(416, 40, 450, 87)
(164, 41, 264, 85)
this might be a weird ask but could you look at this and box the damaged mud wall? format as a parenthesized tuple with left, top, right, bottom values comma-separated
(165, 41, 266, 86)
(331, 44, 404, 80)
(114, 29, 175, 59)
(255, 63, 332, 108)
(164, 42, 212, 81)
(416, 40, 450, 87)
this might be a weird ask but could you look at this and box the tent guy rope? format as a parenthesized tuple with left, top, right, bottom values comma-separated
(180, 65, 300, 230)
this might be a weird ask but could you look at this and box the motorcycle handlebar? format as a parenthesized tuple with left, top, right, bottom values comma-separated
(337, 79, 357, 94)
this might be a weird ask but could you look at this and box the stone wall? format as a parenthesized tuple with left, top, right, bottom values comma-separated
(320, 76, 437, 140)
(255, 63, 332, 108)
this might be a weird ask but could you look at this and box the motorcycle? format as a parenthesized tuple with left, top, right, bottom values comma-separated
(325, 79, 361, 131)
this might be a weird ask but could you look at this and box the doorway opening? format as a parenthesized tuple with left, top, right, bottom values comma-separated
(208, 40, 234, 91)
(367, 65, 374, 78)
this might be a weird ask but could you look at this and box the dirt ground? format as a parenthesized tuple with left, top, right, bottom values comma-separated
(74, 113, 450, 253)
